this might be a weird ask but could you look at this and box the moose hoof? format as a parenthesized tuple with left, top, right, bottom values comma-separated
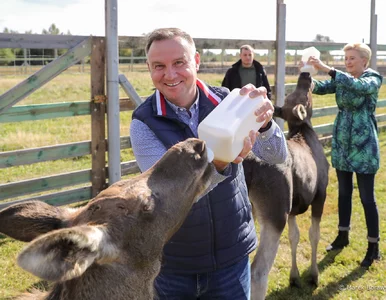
(308, 274, 319, 287)
(289, 276, 302, 288)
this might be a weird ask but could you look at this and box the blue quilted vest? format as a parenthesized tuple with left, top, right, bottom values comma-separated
(132, 81, 257, 274)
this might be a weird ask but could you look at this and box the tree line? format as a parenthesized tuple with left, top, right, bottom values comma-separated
(0, 25, 334, 67)
(0, 24, 144, 66)
(0, 24, 71, 66)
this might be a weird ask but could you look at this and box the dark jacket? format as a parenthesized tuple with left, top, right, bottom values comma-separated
(132, 82, 257, 274)
(222, 59, 272, 99)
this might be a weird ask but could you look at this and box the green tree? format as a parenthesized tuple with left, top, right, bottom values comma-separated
(313, 34, 333, 63)
(313, 34, 333, 42)
(42, 24, 60, 35)
(1, 28, 22, 66)
(40, 24, 68, 61)
(3, 27, 19, 34)
(0, 48, 15, 66)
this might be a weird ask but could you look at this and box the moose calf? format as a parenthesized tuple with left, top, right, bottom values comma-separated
(0, 138, 215, 300)
(243, 72, 330, 299)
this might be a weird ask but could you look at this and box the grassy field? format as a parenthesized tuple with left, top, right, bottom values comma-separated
(0, 70, 386, 299)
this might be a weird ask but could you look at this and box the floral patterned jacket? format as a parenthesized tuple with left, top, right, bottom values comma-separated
(313, 68, 383, 174)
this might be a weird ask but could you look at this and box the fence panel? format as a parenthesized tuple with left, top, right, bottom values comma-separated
(1, 89, 385, 209)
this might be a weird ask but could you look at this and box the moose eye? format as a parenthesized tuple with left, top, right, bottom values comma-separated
(88, 204, 101, 213)
(117, 204, 125, 210)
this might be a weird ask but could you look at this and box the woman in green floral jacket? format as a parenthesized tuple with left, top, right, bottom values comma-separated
(306, 43, 383, 268)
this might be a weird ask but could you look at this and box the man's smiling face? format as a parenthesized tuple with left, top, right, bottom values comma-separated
(146, 37, 200, 108)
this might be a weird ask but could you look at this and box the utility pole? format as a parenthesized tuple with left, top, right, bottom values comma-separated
(369, 0, 377, 70)
(275, 0, 286, 130)
(105, 0, 121, 184)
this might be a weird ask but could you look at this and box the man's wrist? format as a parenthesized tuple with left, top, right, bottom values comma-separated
(213, 160, 229, 173)
(258, 120, 273, 133)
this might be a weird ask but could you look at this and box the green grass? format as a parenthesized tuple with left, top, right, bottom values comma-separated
(1, 132, 386, 299)
(0, 70, 386, 299)
(252, 131, 386, 299)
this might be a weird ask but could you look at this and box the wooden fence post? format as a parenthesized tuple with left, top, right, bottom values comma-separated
(91, 37, 107, 197)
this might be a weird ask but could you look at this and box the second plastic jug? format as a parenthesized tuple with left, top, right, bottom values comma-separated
(198, 88, 265, 163)
(300, 46, 320, 76)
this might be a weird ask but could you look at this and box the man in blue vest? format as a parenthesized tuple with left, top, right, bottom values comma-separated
(130, 27, 288, 300)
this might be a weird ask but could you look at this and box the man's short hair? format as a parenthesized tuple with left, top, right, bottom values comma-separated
(240, 44, 254, 53)
(145, 27, 196, 56)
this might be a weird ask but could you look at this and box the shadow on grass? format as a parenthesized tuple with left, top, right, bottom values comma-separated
(266, 250, 367, 300)
(0, 233, 14, 247)
(27, 280, 50, 292)
(10, 280, 51, 299)
(318, 249, 343, 273)
(315, 267, 367, 299)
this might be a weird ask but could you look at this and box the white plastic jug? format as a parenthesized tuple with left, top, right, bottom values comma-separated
(300, 46, 320, 76)
(198, 88, 265, 163)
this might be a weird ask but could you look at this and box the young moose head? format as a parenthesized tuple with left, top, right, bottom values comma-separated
(274, 72, 313, 129)
(0, 138, 215, 300)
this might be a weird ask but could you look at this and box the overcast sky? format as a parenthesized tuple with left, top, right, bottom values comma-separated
(1, 0, 385, 46)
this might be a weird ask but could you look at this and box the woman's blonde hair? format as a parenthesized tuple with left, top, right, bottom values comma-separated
(343, 43, 372, 68)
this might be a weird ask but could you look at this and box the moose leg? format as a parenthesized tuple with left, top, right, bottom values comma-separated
(308, 216, 320, 286)
(288, 215, 301, 287)
(250, 222, 282, 300)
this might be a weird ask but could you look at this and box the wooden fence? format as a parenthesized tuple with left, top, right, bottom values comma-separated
(1, 32, 386, 210)
(1, 84, 385, 210)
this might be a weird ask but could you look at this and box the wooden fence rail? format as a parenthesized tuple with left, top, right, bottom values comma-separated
(1, 88, 386, 210)
(1, 32, 385, 210)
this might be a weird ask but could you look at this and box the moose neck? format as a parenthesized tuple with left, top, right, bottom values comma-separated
(296, 81, 310, 92)
(287, 120, 326, 160)
(287, 120, 318, 143)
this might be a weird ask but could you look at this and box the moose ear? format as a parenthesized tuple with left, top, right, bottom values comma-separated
(0, 201, 74, 242)
(17, 225, 116, 282)
(292, 104, 307, 120)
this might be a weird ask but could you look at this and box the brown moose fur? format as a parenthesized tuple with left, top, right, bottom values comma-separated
(243, 72, 330, 299)
(0, 138, 215, 300)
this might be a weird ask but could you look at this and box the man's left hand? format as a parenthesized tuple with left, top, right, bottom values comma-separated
(240, 84, 274, 129)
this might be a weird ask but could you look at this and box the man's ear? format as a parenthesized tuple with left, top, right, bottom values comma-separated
(195, 51, 200, 71)
(146, 60, 151, 72)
